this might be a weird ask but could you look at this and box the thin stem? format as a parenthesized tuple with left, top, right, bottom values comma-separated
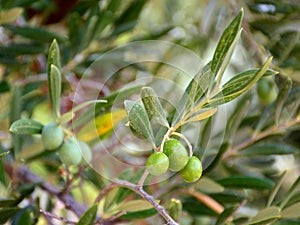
(159, 127, 174, 152)
(138, 170, 149, 187)
(171, 132, 193, 157)
(223, 116, 300, 159)
(40, 209, 77, 224)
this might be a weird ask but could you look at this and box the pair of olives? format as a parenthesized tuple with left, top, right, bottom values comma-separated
(41, 122, 92, 165)
(146, 139, 202, 183)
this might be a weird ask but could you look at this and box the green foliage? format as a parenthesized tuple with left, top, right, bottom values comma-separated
(1, 1, 300, 225)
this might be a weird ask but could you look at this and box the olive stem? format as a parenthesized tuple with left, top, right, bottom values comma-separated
(138, 170, 149, 187)
(159, 127, 174, 152)
(171, 132, 193, 157)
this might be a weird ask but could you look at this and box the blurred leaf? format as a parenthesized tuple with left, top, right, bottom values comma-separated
(116, 200, 153, 212)
(196, 177, 225, 194)
(166, 198, 182, 221)
(0, 80, 10, 93)
(282, 202, 300, 219)
(239, 143, 298, 156)
(77, 205, 98, 225)
(210, 9, 243, 82)
(0, 7, 22, 25)
(183, 108, 217, 124)
(0, 198, 21, 208)
(77, 109, 126, 142)
(275, 78, 292, 124)
(124, 100, 155, 145)
(10, 119, 43, 135)
(0, 43, 45, 56)
(211, 192, 247, 204)
(272, 219, 300, 225)
(49, 65, 62, 118)
(119, 208, 157, 220)
(248, 206, 281, 225)
(267, 171, 286, 207)
(12, 207, 31, 225)
(207, 59, 273, 107)
(141, 87, 169, 127)
(3, 25, 65, 43)
(198, 117, 212, 151)
(0, 207, 21, 224)
(225, 93, 251, 141)
(217, 176, 274, 190)
(183, 197, 218, 217)
(215, 205, 238, 225)
(0, 151, 9, 159)
(113, 0, 148, 35)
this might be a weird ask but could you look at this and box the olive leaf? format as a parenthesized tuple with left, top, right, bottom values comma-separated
(248, 206, 281, 225)
(210, 9, 243, 84)
(206, 57, 274, 107)
(182, 108, 217, 125)
(10, 119, 44, 135)
(141, 87, 169, 127)
(49, 64, 62, 118)
(77, 205, 98, 225)
(124, 100, 155, 145)
(275, 78, 292, 124)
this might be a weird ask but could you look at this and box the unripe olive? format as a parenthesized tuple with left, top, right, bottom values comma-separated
(58, 137, 82, 166)
(78, 141, 92, 164)
(41, 122, 64, 150)
(146, 152, 169, 176)
(257, 78, 277, 104)
(180, 156, 202, 183)
(163, 139, 188, 172)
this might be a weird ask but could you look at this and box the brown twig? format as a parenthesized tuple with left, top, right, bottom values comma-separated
(94, 179, 179, 225)
(40, 209, 77, 224)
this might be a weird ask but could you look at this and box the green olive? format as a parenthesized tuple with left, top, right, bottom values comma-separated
(180, 156, 202, 183)
(78, 141, 92, 164)
(146, 152, 169, 176)
(58, 137, 82, 165)
(163, 139, 188, 172)
(41, 122, 64, 150)
(257, 78, 277, 104)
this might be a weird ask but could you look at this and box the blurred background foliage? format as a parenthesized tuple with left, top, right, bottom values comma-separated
(0, 0, 300, 224)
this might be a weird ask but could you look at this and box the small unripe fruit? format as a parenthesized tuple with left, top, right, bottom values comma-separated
(146, 152, 169, 176)
(78, 141, 92, 164)
(257, 78, 277, 104)
(58, 137, 82, 165)
(163, 139, 188, 172)
(41, 122, 64, 150)
(180, 156, 202, 183)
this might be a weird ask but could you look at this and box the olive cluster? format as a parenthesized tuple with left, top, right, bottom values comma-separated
(41, 122, 92, 166)
(146, 139, 202, 183)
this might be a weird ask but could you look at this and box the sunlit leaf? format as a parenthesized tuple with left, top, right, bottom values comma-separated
(0, 8, 23, 25)
(183, 108, 217, 124)
(124, 100, 155, 145)
(141, 87, 169, 127)
(119, 208, 157, 219)
(248, 206, 281, 225)
(49, 65, 61, 118)
(47, 39, 60, 79)
(9, 119, 43, 135)
(77, 205, 98, 225)
(116, 200, 153, 212)
(282, 202, 300, 219)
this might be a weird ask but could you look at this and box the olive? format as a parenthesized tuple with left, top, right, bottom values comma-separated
(146, 152, 169, 176)
(163, 139, 189, 172)
(41, 122, 64, 150)
(58, 137, 82, 165)
(180, 156, 202, 183)
(257, 78, 277, 104)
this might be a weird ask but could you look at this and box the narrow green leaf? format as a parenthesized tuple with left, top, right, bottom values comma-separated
(210, 9, 243, 80)
(248, 206, 281, 225)
(116, 200, 153, 212)
(12, 207, 32, 225)
(225, 93, 251, 141)
(267, 171, 287, 207)
(141, 87, 169, 127)
(282, 202, 300, 219)
(0, 207, 21, 224)
(77, 205, 98, 225)
(275, 78, 292, 124)
(172, 64, 213, 126)
(124, 100, 155, 145)
(207, 58, 273, 107)
(47, 39, 60, 80)
(0, 198, 20, 207)
(195, 177, 225, 194)
(239, 143, 298, 156)
(119, 208, 157, 220)
(197, 117, 212, 150)
(3, 25, 65, 43)
(183, 108, 217, 124)
(215, 205, 239, 225)
(0, 43, 45, 56)
(217, 176, 274, 190)
(10, 119, 43, 135)
(280, 177, 300, 208)
(49, 65, 62, 118)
